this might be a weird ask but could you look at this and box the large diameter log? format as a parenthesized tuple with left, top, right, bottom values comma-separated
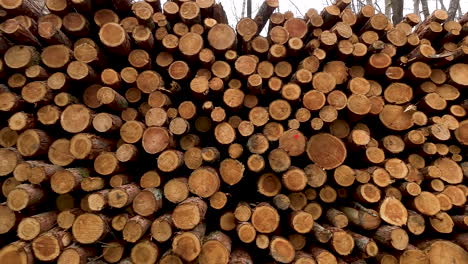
(0, 241, 34, 264)
(172, 223, 205, 262)
(251, 203, 280, 233)
(98, 23, 130, 55)
(208, 24, 236, 52)
(71, 213, 109, 244)
(199, 231, 232, 264)
(306, 133, 347, 170)
(32, 228, 72, 261)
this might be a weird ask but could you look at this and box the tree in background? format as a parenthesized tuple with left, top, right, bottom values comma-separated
(392, 0, 404, 23)
(414, 0, 420, 18)
(447, 0, 460, 20)
(385, 0, 392, 17)
(420, 0, 430, 18)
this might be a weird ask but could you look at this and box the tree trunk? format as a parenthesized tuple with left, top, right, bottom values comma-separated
(392, 0, 404, 24)
(447, 0, 460, 21)
(421, 0, 430, 19)
(414, 0, 420, 19)
(385, 0, 392, 18)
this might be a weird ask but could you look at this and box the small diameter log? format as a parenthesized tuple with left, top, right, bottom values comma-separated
(340, 205, 381, 230)
(50, 168, 89, 194)
(21, 81, 53, 104)
(48, 139, 74, 167)
(151, 214, 174, 243)
(123, 215, 151, 243)
(32, 228, 72, 261)
(20, 161, 59, 185)
(257, 173, 282, 197)
(132, 188, 163, 217)
(157, 149, 183, 172)
(69, 133, 113, 160)
(325, 226, 355, 256)
(282, 167, 307, 192)
(142, 126, 173, 154)
(116, 143, 138, 162)
(17, 211, 57, 241)
(97, 87, 128, 110)
(60, 104, 93, 133)
(270, 236, 295, 263)
(93, 152, 120, 176)
(350, 232, 378, 257)
(374, 225, 409, 250)
(101, 241, 125, 263)
(326, 208, 349, 228)
(251, 203, 280, 234)
(7, 184, 45, 212)
(172, 224, 205, 262)
(310, 247, 337, 264)
(108, 183, 140, 209)
(111, 213, 129, 232)
(237, 222, 256, 244)
(199, 231, 232, 264)
(290, 211, 314, 234)
(98, 22, 130, 55)
(131, 239, 159, 264)
(57, 208, 82, 230)
(172, 197, 207, 230)
(57, 245, 95, 264)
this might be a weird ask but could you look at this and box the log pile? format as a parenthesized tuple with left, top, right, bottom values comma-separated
(0, 0, 467, 263)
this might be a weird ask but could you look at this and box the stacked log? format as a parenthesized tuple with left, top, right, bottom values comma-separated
(0, 0, 467, 263)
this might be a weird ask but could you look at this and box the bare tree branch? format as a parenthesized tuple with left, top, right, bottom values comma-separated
(374, 1, 383, 13)
(288, 0, 304, 17)
(232, 0, 241, 25)
(439, 0, 447, 11)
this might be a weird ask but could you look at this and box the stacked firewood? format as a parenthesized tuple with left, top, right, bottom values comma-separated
(0, 0, 467, 263)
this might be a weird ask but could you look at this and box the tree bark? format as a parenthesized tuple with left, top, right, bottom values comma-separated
(385, 0, 392, 18)
(391, 0, 404, 24)
(447, 0, 460, 21)
(421, 0, 430, 19)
